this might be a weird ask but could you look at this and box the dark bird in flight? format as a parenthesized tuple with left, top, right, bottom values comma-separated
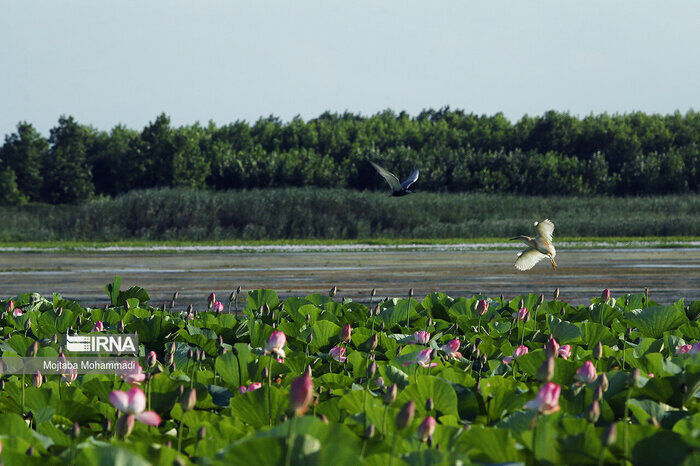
(370, 162, 419, 197)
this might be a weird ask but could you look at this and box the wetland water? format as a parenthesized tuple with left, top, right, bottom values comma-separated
(0, 247, 698, 307)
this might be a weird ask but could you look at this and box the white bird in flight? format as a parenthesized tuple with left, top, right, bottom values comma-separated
(369, 162, 419, 197)
(510, 219, 557, 270)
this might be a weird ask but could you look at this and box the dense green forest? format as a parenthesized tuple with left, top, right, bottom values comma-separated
(0, 109, 698, 205)
(0, 188, 697, 241)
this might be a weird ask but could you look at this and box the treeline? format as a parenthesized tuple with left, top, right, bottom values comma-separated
(0, 188, 697, 241)
(0, 109, 698, 205)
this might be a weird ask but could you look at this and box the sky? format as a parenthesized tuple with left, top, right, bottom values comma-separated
(1, 1, 699, 138)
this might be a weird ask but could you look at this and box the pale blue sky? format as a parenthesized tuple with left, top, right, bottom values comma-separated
(1, 1, 698, 138)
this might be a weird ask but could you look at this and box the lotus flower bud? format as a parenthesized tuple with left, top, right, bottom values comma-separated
(546, 337, 560, 358)
(169, 362, 176, 372)
(261, 367, 269, 379)
(368, 334, 378, 352)
(117, 414, 135, 438)
(236, 286, 242, 295)
(117, 319, 125, 333)
(305, 314, 311, 324)
(575, 361, 597, 384)
(208, 293, 216, 309)
(318, 414, 328, 424)
(593, 342, 603, 359)
(603, 423, 616, 446)
(395, 400, 415, 429)
(587, 400, 600, 424)
(370, 288, 376, 297)
(477, 299, 489, 316)
(5, 300, 15, 313)
(102, 418, 111, 432)
(625, 297, 630, 307)
(197, 426, 206, 440)
(417, 416, 436, 442)
(186, 304, 193, 315)
(56, 307, 63, 317)
(181, 388, 197, 412)
(594, 384, 604, 401)
(631, 368, 640, 386)
(538, 356, 555, 382)
(367, 361, 377, 379)
(32, 371, 42, 388)
(71, 422, 80, 439)
(537, 294, 545, 307)
(289, 372, 314, 416)
(553, 288, 560, 299)
(340, 324, 352, 343)
(26, 341, 39, 357)
(0, 379, 5, 390)
(380, 322, 385, 331)
(598, 373, 609, 392)
(601, 289, 611, 302)
(306, 333, 313, 344)
(364, 423, 375, 439)
(228, 291, 235, 303)
(167, 351, 174, 365)
(425, 398, 434, 412)
(147, 351, 157, 368)
(408, 288, 414, 298)
(52, 333, 58, 344)
(329, 286, 337, 298)
(519, 298, 524, 309)
(25, 318, 32, 331)
(187, 349, 194, 360)
(26, 445, 35, 456)
(384, 383, 397, 405)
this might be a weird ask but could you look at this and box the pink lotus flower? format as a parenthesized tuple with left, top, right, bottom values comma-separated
(329, 346, 347, 363)
(503, 345, 529, 364)
(601, 289, 610, 302)
(146, 351, 158, 368)
(546, 337, 560, 358)
(688, 343, 700, 355)
(524, 382, 561, 414)
(33, 370, 42, 388)
(417, 416, 436, 442)
(264, 330, 286, 360)
(340, 324, 352, 343)
(92, 321, 104, 332)
(117, 361, 146, 385)
(648, 373, 655, 378)
(13, 307, 23, 317)
(289, 372, 314, 416)
(109, 387, 161, 426)
(440, 339, 462, 359)
(517, 307, 529, 321)
(403, 349, 438, 368)
(558, 345, 572, 359)
(5, 300, 15, 313)
(211, 301, 224, 313)
(413, 330, 430, 345)
(676, 344, 693, 355)
(62, 365, 78, 385)
(238, 382, 262, 394)
(575, 361, 597, 383)
(476, 299, 489, 316)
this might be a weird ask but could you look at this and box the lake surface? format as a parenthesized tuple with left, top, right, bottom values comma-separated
(0, 248, 698, 308)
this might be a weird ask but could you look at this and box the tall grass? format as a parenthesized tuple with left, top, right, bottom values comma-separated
(0, 188, 697, 241)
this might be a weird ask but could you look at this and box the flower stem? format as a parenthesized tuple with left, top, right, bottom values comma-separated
(267, 356, 274, 426)
(284, 415, 296, 466)
(177, 415, 185, 452)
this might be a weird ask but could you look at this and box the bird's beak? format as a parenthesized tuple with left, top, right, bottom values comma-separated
(510, 236, 524, 241)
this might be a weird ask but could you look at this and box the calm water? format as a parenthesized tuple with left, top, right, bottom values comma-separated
(0, 248, 698, 308)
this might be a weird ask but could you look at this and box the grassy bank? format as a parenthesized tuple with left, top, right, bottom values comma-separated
(0, 188, 698, 241)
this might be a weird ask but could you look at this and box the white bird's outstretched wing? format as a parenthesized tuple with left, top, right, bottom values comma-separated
(370, 162, 402, 192)
(401, 168, 419, 190)
(514, 247, 547, 271)
(535, 219, 555, 243)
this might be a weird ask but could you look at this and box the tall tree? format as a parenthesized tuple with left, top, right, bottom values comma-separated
(42, 116, 94, 204)
(0, 122, 48, 201)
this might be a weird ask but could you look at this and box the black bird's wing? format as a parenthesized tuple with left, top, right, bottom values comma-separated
(370, 162, 402, 192)
(401, 168, 419, 190)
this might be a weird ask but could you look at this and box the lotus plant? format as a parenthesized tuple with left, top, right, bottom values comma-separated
(92, 320, 104, 332)
(440, 339, 462, 359)
(264, 330, 286, 362)
(117, 361, 146, 385)
(546, 336, 560, 358)
(340, 324, 352, 343)
(109, 387, 161, 426)
(503, 345, 528, 364)
(417, 416, 436, 443)
(558, 345, 572, 359)
(524, 382, 561, 414)
(403, 348, 438, 368)
(575, 361, 598, 384)
(289, 372, 314, 416)
(329, 345, 347, 363)
(13, 306, 23, 317)
(413, 330, 430, 345)
(211, 300, 224, 313)
(238, 382, 262, 394)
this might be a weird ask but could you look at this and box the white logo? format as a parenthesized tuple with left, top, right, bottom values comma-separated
(64, 334, 138, 354)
